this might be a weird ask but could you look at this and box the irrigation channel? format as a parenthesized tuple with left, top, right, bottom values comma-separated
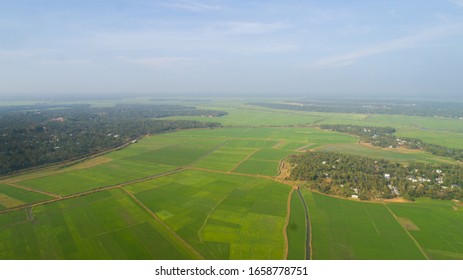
(296, 189, 311, 260)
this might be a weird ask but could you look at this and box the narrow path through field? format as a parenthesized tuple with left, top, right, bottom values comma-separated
(296, 188, 312, 260)
(284, 188, 293, 259)
(187, 141, 229, 167)
(384, 204, 430, 260)
(120, 187, 204, 260)
(0, 168, 185, 215)
(6, 182, 60, 198)
(228, 148, 261, 173)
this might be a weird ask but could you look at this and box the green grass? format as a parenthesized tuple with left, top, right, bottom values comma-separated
(164, 107, 325, 126)
(387, 199, 463, 260)
(233, 159, 280, 177)
(286, 190, 306, 260)
(0, 189, 197, 259)
(124, 169, 291, 260)
(18, 160, 176, 195)
(303, 190, 426, 260)
(156, 127, 357, 145)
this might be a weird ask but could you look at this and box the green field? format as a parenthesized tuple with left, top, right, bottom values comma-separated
(233, 159, 280, 176)
(286, 190, 307, 260)
(15, 137, 224, 196)
(18, 160, 176, 195)
(304, 191, 427, 259)
(0, 189, 197, 259)
(1, 100, 462, 260)
(0, 184, 53, 209)
(387, 199, 463, 260)
(124, 169, 291, 259)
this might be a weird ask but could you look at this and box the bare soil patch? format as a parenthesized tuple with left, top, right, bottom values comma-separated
(277, 161, 292, 180)
(296, 144, 314, 152)
(397, 217, 420, 231)
(273, 141, 286, 149)
(67, 156, 113, 170)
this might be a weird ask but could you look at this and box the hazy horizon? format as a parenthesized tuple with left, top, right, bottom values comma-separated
(1, 0, 462, 98)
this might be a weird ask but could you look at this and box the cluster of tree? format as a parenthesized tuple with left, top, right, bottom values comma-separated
(0, 104, 225, 175)
(249, 99, 463, 118)
(320, 124, 463, 161)
(287, 151, 463, 200)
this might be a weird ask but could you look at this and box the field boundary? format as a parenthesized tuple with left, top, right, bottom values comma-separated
(5, 182, 60, 198)
(120, 187, 204, 260)
(384, 204, 430, 260)
(197, 194, 230, 243)
(0, 168, 185, 215)
(186, 140, 229, 167)
(284, 188, 294, 259)
(228, 148, 261, 173)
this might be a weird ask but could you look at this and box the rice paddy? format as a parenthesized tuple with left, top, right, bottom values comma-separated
(1, 102, 462, 260)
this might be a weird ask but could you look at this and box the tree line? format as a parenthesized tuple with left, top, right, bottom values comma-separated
(287, 151, 463, 200)
(0, 104, 225, 175)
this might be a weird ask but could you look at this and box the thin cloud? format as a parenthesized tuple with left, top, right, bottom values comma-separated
(117, 56, 195, 67)
(309, 24, 463, 69)
(231, 43, 299, 55)
(449, 0, 463, 7)
(42, 59, 92, 65)
(163, 2, 221, 12)
(223, 21, 290, 34)
(0, 49, 48, 57)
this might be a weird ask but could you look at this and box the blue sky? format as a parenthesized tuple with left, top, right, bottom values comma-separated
(1, 0, 462, 97)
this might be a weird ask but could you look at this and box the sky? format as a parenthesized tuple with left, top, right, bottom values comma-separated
(1, 0, 463, 98)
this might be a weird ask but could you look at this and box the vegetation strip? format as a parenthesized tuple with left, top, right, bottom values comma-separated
(296, 189, 311, 260)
